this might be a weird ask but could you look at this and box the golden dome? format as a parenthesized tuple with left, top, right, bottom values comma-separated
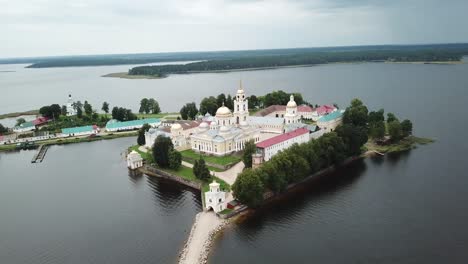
(215, 105, 232, 117)
(171, 123, 182, 130)
(287, 95, 297, 108)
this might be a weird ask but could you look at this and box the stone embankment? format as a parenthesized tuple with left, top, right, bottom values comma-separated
(179, 212, 229, 264)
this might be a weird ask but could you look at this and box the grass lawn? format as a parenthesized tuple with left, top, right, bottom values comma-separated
(181, 149, 241, 166)
(365, 136, 434, 154)
(218, 208, 233, 215)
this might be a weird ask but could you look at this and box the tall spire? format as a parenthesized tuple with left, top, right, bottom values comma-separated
(239, 79, 243, 91)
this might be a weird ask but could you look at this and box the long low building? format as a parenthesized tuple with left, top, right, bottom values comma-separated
(255, 127, 310, 162)
(62, 125, 99, 137)
(13, 121, 36, 133)
(105, 118, 160, 132)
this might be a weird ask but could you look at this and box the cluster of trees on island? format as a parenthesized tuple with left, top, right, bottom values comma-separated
(128, 44, 468, 77)
(179, 90, 310, 120)
(233, 98, 413, 207)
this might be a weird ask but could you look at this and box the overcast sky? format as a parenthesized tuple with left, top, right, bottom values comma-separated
(2, 0, 468, 58)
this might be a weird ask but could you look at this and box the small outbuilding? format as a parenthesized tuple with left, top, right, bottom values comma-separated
(204, 180, 226, 213)
(127, 150, 143, 170)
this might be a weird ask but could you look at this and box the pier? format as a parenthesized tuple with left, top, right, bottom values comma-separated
(31, 145, 49, 163)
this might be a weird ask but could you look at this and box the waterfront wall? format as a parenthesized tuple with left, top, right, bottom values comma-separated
(140, 165, 202, 190)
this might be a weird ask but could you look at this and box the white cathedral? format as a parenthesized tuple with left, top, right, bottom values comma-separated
(189, 83, 303, 156)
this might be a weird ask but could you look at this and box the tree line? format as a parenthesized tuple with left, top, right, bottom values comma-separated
(232, 98, 413, 207)
(128, 47, 468, 77)
(179, 90, 309, 120)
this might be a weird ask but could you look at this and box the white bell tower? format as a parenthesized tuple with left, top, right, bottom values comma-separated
(233, 80, 249, 125)
(284, 94, 299, 124)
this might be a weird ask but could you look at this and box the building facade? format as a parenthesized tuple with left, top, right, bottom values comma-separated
(105, 118, 160, 132)
(204, 180, 226, 213)
(127, 151, 143, 170)
(255, 127, 310, 162)
(66, 94, 76, 116)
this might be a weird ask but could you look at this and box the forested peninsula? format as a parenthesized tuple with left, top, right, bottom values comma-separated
(128, 44, 468, 77)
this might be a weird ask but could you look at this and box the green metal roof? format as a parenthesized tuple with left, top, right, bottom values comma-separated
(318, 110, 344, 122)
(15, 121, 35, 129)
(105, 118, 160, 129)
(62, 125, 94, 134)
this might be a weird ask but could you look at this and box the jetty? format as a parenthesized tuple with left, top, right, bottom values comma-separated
(31, 145, 49, 163)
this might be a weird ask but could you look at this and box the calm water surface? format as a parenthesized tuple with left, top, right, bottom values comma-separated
(1, 62, 468, 263)
(0, 137, 201, 264)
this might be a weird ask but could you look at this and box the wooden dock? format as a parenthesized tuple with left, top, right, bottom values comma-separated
(31, 145, 49, 163)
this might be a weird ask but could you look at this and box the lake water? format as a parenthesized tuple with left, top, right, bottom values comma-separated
(0, 137, 201, 264)
(1, 61, 468, 263)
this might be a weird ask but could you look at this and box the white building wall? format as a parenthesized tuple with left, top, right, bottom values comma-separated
(262, 132, 310, 162)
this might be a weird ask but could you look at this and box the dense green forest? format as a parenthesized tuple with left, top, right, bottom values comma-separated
(1, 43, 467, 68)
(128, 45, 468, 76)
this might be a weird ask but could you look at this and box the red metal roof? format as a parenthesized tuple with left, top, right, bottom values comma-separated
(298, 105, 313, 113)
(254, 105, 313, 117)
(316, 105, 336, 116)
(32, 117, 50, 126)
(256, 128, 309, 148)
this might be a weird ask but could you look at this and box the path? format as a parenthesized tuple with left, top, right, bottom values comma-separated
(181, 160, 244, 186)
(179, 211, 225, 264)
(212, 161, 244, 185)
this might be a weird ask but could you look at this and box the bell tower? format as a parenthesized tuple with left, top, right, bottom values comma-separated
(233, 80, 249, 125)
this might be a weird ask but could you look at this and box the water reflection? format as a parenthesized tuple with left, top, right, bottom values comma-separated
(128, 169, 144, 185)
(145, 175, 202, 215)
(386, 150, 412, 165)
(235, 160, 368, 240)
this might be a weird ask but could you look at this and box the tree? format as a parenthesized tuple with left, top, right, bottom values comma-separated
(180, 102, 198, 120)
(369, 121, 385, 139)
(387, 113, 398, 123)
(168, 150, 182, 170)
(83, 101, 93, 116)
(259, 162, 287, 193)
(152, 135, 174, 168)
(199, 96, 218, 115)
(401, 119, 413, 138)
(335, 124, 368, 156)
(139, 98, 150, 114)
(148, 98, 161, 114)
(61, 105, 67, 116)
(225, 94, 234, 110)
(242, 139, 256, 168)
(0, 123, 7, 134)
(343, 98, 369, 128)
(388, 120, 402, 141)
(248, 95, 260, 109)
(216, 93, 226, 107)
(193, 157, 210, 180)
(15, 118, 26, 127)
(368, 109, 385, 139)
(111, 106, 137, 121)
(102, 102, 109, 115)
(137, 130, 146, 146)
(232, 169, 264, 207)
(39, 105, 61, 119)
(77, 107, 83, 118)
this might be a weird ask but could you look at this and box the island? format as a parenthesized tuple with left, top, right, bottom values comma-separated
(120, 83, 432, 264)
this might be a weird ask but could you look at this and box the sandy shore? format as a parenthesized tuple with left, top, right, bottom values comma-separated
(179, 212, 228, 264)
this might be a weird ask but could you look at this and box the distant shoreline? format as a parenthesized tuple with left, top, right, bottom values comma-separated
(101, 72, 166, 79)
(103, 60, 465, 80)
